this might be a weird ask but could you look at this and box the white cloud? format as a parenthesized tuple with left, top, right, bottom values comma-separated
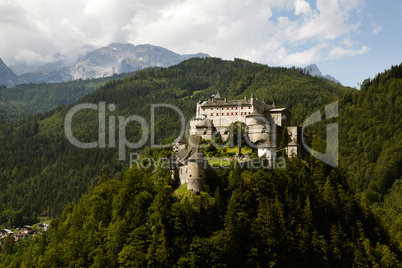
(282, 45, 325, 65)
(126, 0, 282, 61)
(279, 0, 361, 44)
(0, 0, 370, 68)
(372, 25, 382, 35)
(294, 0, 311, 16)
(328, 45, 370, 59)
(14, 49, 55, 65)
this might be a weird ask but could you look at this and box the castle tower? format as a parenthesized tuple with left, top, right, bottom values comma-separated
(286, 139, 301, 158)
(187, 152, 206, 192)
(258, 139, 277, 167)
(196, 101, 202, 118)
(245, 110, 271, 143)
(173, 136, 187, 156)
(214, 91, 222, 100)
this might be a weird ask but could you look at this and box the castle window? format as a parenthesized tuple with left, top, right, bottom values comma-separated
(227, 113, 230, 115)
(236, 112, 238, 115)
(202, 108, 205, 111)
(210, 113, 213, 116)
(231, 113, 233, 115)
(221, 113, 224, 115)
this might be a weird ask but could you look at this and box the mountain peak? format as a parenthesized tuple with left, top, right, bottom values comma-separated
(107, 43, 135, 49)
(18, 43, 211, 83)
(303, 64, 340, 84)
(304, 64, 322, 76)
(0, 58, 24, 87)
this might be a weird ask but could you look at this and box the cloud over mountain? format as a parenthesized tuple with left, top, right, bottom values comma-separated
(17, 43, 209, 83)
(0, 0, 372, 69)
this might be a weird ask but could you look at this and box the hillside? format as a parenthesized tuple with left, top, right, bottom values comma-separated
(0, 57, 351, 228)
(0, 58, 401, 266)
(339, 64, 402, 248)
(0, 73, 130, 121)
(1, 158, 401, 267)
(302, 63, 402, 249)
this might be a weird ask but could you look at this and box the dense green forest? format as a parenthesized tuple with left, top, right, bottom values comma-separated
(0, 58, 401, 266)
(1, 158, 401, 267)
(0, 57, 350, 228)
(338, 65, 402, 249)
(302, 63, 402, 250)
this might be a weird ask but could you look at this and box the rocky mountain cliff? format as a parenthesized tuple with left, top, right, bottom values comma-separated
(303, 64, 340, 84)
(0, 58, 24, 88)
(17, 43, 210, 84)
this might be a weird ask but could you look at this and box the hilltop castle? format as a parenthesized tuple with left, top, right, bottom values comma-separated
(172, 92, 302, 192)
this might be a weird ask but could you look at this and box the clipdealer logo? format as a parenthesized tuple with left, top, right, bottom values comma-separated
(64, 102, 185, 160)
(302, 101, 339, 167)
(64, 100, 339, 167)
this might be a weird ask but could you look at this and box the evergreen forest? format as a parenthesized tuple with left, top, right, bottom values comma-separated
(0, 58, 400, 267)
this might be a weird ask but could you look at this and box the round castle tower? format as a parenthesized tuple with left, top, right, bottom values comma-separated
(187, 152, 206, 192)
(246, 110, 271, 143)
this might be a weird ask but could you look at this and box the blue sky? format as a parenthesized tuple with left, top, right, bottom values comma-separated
(0, 0, 401, 88)
(316, 0, 402, 87)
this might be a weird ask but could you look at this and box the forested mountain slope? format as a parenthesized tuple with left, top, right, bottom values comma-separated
(338, 64, 402, 248)
(0, 58, 351, 228)
(1, 158, 401, 267)
(0, 72, 130, 121)
(0, 58, 401, 267)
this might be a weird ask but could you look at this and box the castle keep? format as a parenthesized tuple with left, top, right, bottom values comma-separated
(172, 92, 302, 192)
